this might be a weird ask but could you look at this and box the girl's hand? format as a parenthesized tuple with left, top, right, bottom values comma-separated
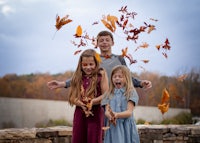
(87, 99, 93, 111)
(105, 111, 112, 119)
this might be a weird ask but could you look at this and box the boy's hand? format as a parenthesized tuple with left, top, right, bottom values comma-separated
(141, 80, 152, 90)
(47, 80, 65, 90)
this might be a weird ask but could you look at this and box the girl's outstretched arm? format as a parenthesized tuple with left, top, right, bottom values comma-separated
(114, 101, 135, 119)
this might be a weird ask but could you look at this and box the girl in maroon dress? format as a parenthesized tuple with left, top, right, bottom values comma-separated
(67, 49, 109, 143)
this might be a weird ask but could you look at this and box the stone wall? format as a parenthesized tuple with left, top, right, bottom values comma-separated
(0, 125, 199, 143)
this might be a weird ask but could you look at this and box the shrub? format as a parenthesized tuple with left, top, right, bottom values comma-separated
(160, 112, 192, 124)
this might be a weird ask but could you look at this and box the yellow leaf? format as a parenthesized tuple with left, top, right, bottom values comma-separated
(95, 52, 102, 63)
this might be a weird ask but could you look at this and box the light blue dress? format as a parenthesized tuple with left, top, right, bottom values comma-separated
(102, 88, 140, 143)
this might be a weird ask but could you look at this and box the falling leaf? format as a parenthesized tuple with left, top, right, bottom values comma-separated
(52, 14, 72, 39)
(177, 74, 187, 82)
(95, 52, 102, 63)
(156, 38, 171, 59)
(158, 103, 169, 114)
(92, 21, 99, 25)
(141, 60, 149, 63)
(75, 25, 82, 37)
(101, 14, 118, 32)
(126, 54, 137, 65)
(55, 14, 72, 31)
(71, 40, 78, 46)
(147, 25, 156, 34)
(150, 18, 158, 22)
(139, 26, 147, 32)
(121, 48, 137, 65)
(122, 19, 128, 30)
(107, 15, 118, 30)
(162, 52, 168, 59)
(158, 88, 170, 115)
(74, 50, 82, 55)
(134, 42, 149, 52)
(162, 38, 171, 50)
(118, 5, 128, 13)
(121, 47, 128, 57)
(139, 42, 149, 48)
(101, 19, 114, 32)
(156, 45, 161, 50)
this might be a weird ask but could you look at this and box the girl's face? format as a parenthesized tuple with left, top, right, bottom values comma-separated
(81, 56, 96, 75)
(112, 69, 126, 89)
(97, 35, 114, 54)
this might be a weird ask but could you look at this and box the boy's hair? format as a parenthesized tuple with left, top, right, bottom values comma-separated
(108, 65, 134, 99)
(68, 49, 100, 105)
(97, 30, 114, 43)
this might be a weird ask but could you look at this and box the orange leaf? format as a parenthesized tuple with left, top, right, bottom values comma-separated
(147, 25, 156, 34)
(141, 60, 149, 63)
(108, 15, 118, 31)
(158, 103, 169, 114)
(76, 25, 82, 37)
(101, 19, 114, 32)
(101, 14, 118, 32)
(158, 88, 170, 115)
(121, 47, 128, 57)
(161, 88, 170, 104)
(139, 42, 149, 48)
(107, 15, 118, 22)
(155, 45, 161, 50)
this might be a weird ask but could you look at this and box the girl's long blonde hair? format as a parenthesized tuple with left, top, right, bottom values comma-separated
(107, 65, 135, 99)
(68, 49, 100, 105)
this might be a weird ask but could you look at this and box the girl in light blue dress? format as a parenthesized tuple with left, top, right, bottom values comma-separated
(102, 65, 140, 143)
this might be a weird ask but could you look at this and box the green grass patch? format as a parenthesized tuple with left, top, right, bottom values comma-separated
(35, 118, 72, 127)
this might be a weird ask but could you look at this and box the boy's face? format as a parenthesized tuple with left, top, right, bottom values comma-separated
(97, 35, 114, 54)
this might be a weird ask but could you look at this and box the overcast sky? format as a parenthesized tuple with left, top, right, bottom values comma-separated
(0, 0, 200, 77)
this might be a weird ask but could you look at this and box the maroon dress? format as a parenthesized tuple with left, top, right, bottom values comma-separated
(71, 74, 104, 143)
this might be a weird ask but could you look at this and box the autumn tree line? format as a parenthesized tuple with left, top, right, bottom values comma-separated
(0, 69, 199, 116)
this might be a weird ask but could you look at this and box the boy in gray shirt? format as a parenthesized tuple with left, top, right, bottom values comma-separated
(47, 30, 152, 90)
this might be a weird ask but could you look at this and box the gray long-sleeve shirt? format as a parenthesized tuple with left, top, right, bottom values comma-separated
(65, 54, 142, 88)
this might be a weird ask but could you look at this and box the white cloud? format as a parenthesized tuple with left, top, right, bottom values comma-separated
(1, 5, 15, 15)
(0, 0, 6, 5)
